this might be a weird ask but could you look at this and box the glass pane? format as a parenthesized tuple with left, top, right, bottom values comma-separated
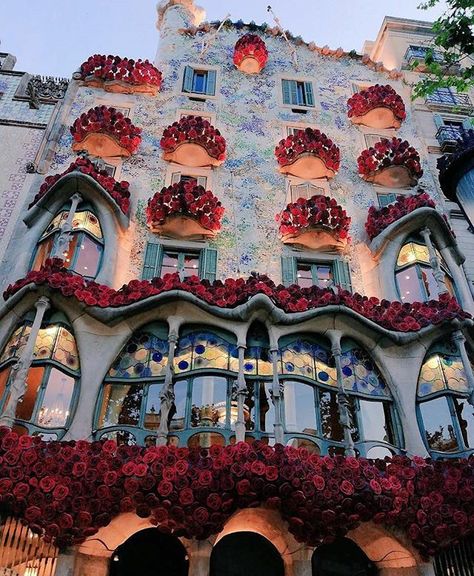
(73, 235, 102, 278)
(397, 243, 417, 267)
(192, 72, 206, 93)
(98, 383, 143, 427)
(191, 376, 227, 428)
(244, 346, 272, 376)
(34, 325, 59, 361)
(258, 382, 275, 433)
(0, 325, 31, 363)
(413, 243, 430, 264)
(420, 267, 439, 300)
(396, 267, 424, 303)
(359, 400, 394, 444)
(192, 333, 231, 371)
(162, 252, 179, 276)
(37, 367, 75, 427)
(144, 383, 161, 430)
(341, 348, 389, 397)
(182, 254, 199, 278)
(17, 366, 44, 421)
(284, 380, 317, 435)
(244, 383, 255, 432)
(442, 356, 469, 393)
(61, 233, 79, 269)
(42, 212, 67, 238)
(72, 211, 102, 239)
(100, 430, 137, 446)
(315, 265, 333, 288)
(52, 327, 80, 371)
(454, 397, 474, 449)
(296, 263, 313, 288)
(108, 333, 167, 379)
(32, 236, 55, 271)
(286, 437, 320, 453)
(418, 354, 446, 397)
(170, 379, 187, 431)
(187, 432, 225, 449)
(319, 391, 358, 442)
(420, 397, 459, 452)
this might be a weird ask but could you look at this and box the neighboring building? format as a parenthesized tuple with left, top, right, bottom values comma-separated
(0, 2, 473, 575)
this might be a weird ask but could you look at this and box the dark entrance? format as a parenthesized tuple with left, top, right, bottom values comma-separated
(210, 531, 284, 576)
(109, 528, 189, 576)
(312, 538, 378, 576)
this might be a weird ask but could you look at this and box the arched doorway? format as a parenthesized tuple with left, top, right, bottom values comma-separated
(312, 538, 378, 576)
(210, 531, 284, 576)
(109, 528, 188, 576)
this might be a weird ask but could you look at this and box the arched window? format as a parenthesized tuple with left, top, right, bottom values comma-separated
(0, 311, 80, 439)
(312, 537, 378, 576)
(395, 237, 454, 303)
(417, 341, 474, 454)
(32, 207, 103, 279)
(280, 336, 401, 457)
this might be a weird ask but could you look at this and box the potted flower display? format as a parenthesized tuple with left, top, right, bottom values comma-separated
(347, 84, 406, 129)
(233, 34, 268, 74)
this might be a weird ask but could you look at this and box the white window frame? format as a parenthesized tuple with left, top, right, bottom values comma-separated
(165, 163, 213, 190)
(285, 176, 329, 204)
(92, 97, 135, 120)
(282, 121, 318, 140)
(179, 64, 220, 101)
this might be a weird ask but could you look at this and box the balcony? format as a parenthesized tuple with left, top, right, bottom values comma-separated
(403, 45, 460, 74)
(436, 125, 465, 153)
(426, 89, 473, 114)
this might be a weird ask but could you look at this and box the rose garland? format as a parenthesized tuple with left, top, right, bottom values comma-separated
(277, 195, 350, 240)
(70, 106, 142, 155)
(147, 180, 224, 232)
(365, 191, 436, 241)
(0, 428, 472, 556)
(233, 34, 269, 69)
(275, 129, 341, 173)
(160, 116, 226, 162)
(358, 137, 423, 180)
(28, 157, 131, 215)
(347, 84, 406, 123)
(78, 54, 162, 88)
(3, 262, 468, 332)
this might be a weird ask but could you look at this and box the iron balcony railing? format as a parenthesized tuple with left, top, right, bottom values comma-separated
(436, 125, 465, 152)
(426, 89, 473, 113)
(404, 45, 460, 74)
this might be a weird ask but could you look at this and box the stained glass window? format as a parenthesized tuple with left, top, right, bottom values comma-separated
(0, 324, 31, 363)
(279, 339, 336, 386)
(175, 331, 238, 373)
(107, 332, 168, 379)
(418, 352, 469, 397)
(340, 347, 389, 397)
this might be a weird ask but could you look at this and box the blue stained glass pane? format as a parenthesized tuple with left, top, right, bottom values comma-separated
(318, 371, 329, 382)
(152, 352, 163, 362)
(127, 343, 138, 353)
(285, 363, 295, 372)
(134, 363, 145, 374)
(142, 367, 152, 378)
(244, 363, 254, 371)
(178, 360, 189, 370)
(195, 345, 205, 355)
(230, 346, 239, 358)
(342, 366, 353, 376)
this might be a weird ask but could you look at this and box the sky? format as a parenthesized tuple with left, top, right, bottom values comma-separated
(1, 1, 446, 78)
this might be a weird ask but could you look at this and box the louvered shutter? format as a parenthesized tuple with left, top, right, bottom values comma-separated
(171, 172, 182, 185)
(182, 65, 194, 93)
(142, 242, 163, 280)
(304, 82, 315, 106)
(199, 248, 218, 282)
(462, 118, 473, 131)
(281, 256, 297, 286)
(378, 193, 397, 208)
(197, 176, 207, 187)
(282, 79, 292, 105)
(206, 70, 217, 96)
(433, 114, 445, 130)
(289, 80, 299, 105)
(333, 259, 352, 293)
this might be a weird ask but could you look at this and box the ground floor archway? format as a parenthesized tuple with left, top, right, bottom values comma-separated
(312, 537, 378, 576)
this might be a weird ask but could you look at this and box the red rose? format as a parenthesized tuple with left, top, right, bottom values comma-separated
(157, 480, 173, 497)
(39, 476, 56, 493)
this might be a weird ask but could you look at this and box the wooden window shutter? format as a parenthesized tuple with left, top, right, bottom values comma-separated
(462, 118, 473, 131)
(281, 256, 297, 286)
(199, 248, 218, 282)
(333, 259, 352, 292)
(433, 114, 445, 130)
(282, 79, 292, 105)
(206, 70, 217, 96)
(142, 242, 163, 280)
(182, 65, 194, 93)
(304, 82, 315, 106)
(171, 172, 182, 185)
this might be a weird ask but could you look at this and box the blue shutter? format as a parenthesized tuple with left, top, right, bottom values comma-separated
(142, 242, 163, 280)
(378, 193, 397, 208)
(206, 70, 217, 96)
(289, 80, 299, 105)
(462, 118, 473, 131)
(304, 82, 314, 107)
(182, 65, 194, 93)
(281, 256, 297, 286)
(333, 259, 352, 293)
(433, 114, 444, 130)
(282, 79, 292, 105)
(199, 248, 217, 282)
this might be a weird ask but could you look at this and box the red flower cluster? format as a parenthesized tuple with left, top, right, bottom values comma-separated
(365, 191, 436, 240)
(277, 195, 350, 240)
(347, 84, 406, 122)
(146, 180, 224, 232)
(3, 262, 468, 332)
(0, 428, 472, 556)
(358, 137, 423, 180)
(275, 128, 341, 172)
(28, 157, 131, 215)
(79, 54, 162, 88)
(233, 34, 268, 69)
(70, 106, 142, 155)
(160, 116, 226, 162)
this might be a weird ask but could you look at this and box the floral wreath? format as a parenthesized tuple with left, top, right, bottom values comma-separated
(358, 137, 423, 180)
(275, 129, 341, 173)
(347, 84, 406, 123)
(78, 54, 162, 88)
(160, 116, 226, 162)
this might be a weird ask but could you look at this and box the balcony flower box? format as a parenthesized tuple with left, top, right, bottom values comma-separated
(347, 84, 406, 129)
(28, 157, 131, 215)
(146, 180, 224, 239)
(358, 137, 423, 188)
(160, 116, 226, 167)
(277, 195, 350, 250)
(365, 190, 435, 240)
(71, 106, 142, 157)
(233, 34, 268, 74)
(275, 128, 340, 179)
(77, 54, 162, 95)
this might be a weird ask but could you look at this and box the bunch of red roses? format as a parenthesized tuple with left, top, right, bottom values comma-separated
(0, 427, 472, 556)
(277, 195, 350, 240)
(3, 262, 469, 332)
(28, 157, 131, 215)
(365, 190, 436, 240)
(347, 84, 406, 122)
(146, 180, 224, 232)
(79, 54, 162, 88)
(275, 128, 341, 172)
(358, 137, 423, 180)
(233, 34, 269, 69)
(70, 106, 142, 155)
(160, 116, 226, 162)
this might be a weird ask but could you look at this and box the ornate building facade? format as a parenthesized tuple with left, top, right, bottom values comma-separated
(0, 1, 473, 575)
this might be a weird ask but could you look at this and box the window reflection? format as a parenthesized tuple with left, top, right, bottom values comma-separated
(37, 368, 75, 427)
(420, 397, 458, 452)
(284, 381, 316, 435)
(191, 376, 227, 428)
(99, 383, 144, 428)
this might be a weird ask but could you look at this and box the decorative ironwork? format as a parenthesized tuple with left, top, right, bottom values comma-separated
(26, 75, 69, 109)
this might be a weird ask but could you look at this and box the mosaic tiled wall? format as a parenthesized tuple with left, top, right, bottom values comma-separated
(0, 73, 54, 125)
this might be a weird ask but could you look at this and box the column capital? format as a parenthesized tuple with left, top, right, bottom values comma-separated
(70, 192, 83, 205)
(35, 296, 50, 313)
(452, 329, 466, 345)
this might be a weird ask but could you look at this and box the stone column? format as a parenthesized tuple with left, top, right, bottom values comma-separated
(234, 343, 248, 443)
(420, 227, 448, 295)
(51, 192, 82, 259)
(270, 346, 284, 445)
(452, 329, 474, 406)
(156, 328, 179, 446)
(0, 296, 50, 428)
(328, 330, 356, 457)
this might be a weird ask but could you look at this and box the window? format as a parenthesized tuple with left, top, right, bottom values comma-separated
(417, 341, 474, 455)
(282, 79, 314, 108)
(281, 256, 352, 292)
(434, 537, 474, 576)
(433, 114, 472, 151)
(182, 66, 217, 97)
(364, 133, 383, 149)
(32, 208, 104, 279)
(0, 314, 80, 439)
(376, 191, 398, 208)
(170, 171, 208, 188)
(395, 238, 454, 303)
(426, 87, 473, 110)
(280, 337, 400, 457)
(142, 242, 217, 282)
(288, 182, 326, 203)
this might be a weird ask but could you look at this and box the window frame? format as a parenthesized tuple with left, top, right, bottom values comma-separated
(281, 253, 352, 293)
(279, 76, 316, 110)
(180, 64, 219, 99)
(165, 163, 212, 189)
